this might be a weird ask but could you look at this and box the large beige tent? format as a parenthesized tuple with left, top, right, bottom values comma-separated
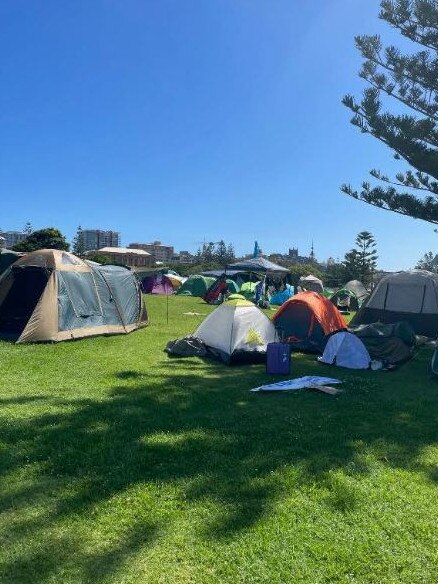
(0, 249, 147, 343)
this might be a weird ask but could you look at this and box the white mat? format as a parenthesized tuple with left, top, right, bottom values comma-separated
(250, 376, 342, 392)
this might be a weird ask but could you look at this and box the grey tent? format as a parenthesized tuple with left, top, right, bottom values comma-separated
(227, 257, 289, 274)
(344, 280, 368, 304)
(0, 249, 147, 343)
(0, 249, 22, 275)
(299, 274, 324, 294)
(350, 270, 438, 337)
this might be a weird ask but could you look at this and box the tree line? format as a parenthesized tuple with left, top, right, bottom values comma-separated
(3, 224, 435, 281)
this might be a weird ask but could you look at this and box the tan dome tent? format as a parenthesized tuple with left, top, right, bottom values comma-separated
(298, 274, 324, 294)
(0, 249, 147, 343)
(350, 270, 438, 337)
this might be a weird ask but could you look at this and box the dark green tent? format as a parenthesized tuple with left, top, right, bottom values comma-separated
(330, 288, 360, 311)
(350, 321, 416, 365)
(176, 275, 216, 297)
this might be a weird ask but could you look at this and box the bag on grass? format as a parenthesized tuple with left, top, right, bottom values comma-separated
(165, 336, 207, 357)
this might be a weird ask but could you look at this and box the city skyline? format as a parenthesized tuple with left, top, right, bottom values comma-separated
(0, 223, 372, 267)
(1, 0, 436, 270)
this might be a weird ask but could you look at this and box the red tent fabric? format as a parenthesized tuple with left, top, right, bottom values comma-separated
(272, 291, 347, 352)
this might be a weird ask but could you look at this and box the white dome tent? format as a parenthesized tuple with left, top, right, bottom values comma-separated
(194, 297, 277, 363)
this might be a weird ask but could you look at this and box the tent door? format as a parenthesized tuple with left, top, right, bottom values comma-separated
(0, 267, 50, 334)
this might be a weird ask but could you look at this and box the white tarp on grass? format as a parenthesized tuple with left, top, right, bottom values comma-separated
(250, 376, 342, 392)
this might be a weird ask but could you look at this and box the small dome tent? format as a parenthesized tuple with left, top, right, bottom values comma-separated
(240, 281, 259, 300)
(269, 284, 294, 306)
(0, 249, 147, 343)
(330, 288, 360, 312)
(350, 270, 438, 337)
(203, 276, 240, 304)
(298, 275, 324, 294)
(318, 331, 371, 369)
(141, 273, 174, 295)
(194, 297, 277, 363)
(176, 275, 216, 297)
(344, 280, 368, 304)
(165, 274, 185, 289)
(272, 291, 347, 352)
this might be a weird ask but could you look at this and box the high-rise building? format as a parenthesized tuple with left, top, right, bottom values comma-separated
(0, 231, 28, 249)
(80, 229, 121, 252)
(129, 241, 174, 263)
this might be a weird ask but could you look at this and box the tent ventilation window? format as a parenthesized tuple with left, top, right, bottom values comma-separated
(58, 272, 102, 317)
(61, 253, 82, 266)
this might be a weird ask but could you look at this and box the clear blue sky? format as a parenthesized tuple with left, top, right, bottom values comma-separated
(0, 0, 435, 269)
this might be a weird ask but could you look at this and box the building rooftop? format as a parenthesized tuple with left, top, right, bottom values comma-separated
(99, 247, 151, 256)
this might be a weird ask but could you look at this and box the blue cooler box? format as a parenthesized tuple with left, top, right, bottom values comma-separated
(266, 342, 291, 375)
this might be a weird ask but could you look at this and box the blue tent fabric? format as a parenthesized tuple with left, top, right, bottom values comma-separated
(318, 331, 371, 369)
(269, 285, 294, 306)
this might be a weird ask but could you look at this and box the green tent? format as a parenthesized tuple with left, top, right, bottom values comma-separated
(225, 279, 240, 294)
(330, 288, 360, 311)
(240, 281, 259, 300)
(176, 275, 216, 297)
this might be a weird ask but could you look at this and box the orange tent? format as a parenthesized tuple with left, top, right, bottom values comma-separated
(272, 291, 347, 352)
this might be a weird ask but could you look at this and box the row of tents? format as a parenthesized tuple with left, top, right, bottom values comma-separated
(173, 292, 347, 364)
(178, 289, 419, 369)
(137, 265, 370, 311)
(170, 268, 438, 368)
(1, 248, 438, 350)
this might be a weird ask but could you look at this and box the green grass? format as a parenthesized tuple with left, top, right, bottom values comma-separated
(0, 295, 437, 583)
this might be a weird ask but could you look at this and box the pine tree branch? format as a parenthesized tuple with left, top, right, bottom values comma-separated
(341, 182, 438, 224)
(363, 73, 438, 122)
(356, 35, 438, 94)
(370, 168, 438, 194)
(380, 0, 438, 52)
(344, 94, 438, 178)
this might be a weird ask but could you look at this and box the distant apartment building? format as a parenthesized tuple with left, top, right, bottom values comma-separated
(97, 247, 153, 268)
(80, 229, 121, 252)
(177, 251, 196, 264)
(129, 241, 174, 263)
(0, 231, 28, 249)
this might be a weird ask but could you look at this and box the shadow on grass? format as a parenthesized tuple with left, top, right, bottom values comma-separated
(0, 395, 47, 405)
(0, 350, 437, 582)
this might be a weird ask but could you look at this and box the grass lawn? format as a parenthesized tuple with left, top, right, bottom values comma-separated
(0, 295, 437, 583)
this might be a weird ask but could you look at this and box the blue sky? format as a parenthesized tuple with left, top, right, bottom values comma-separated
(0, 0, 436, 269)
